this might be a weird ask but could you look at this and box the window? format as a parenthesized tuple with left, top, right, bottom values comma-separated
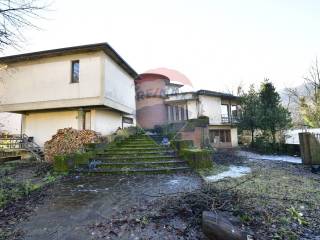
(209, 129, 231, 143)
(167, 104, 188, 122)
(221, 104, 229, 116)
(231, 105, 237, 117)
(83, 111, 91, 130)
(71, 60, 79, 83)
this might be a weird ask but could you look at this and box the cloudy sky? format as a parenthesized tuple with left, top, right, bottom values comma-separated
(2, 0, 320, 93)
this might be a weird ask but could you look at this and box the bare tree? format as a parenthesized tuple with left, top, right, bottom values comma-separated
(0, 0, 48, 50)
(304, 57, 320, 103)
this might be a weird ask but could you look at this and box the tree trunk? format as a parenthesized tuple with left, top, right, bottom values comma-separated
(272, 131, 277, 152)
(251, 129, 255, 147)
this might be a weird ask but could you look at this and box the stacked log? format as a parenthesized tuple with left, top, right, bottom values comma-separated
(44, 128, 100, 162)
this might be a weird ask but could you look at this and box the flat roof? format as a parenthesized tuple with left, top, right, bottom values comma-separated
(167, 89, 239, 100)
(0, 42, 138, 78)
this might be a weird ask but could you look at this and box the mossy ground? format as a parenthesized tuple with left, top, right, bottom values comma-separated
(0, 160, 59, 240)
(199, 151, 320, 239)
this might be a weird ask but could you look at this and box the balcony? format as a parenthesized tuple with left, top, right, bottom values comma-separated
(221, 114, 239, 124)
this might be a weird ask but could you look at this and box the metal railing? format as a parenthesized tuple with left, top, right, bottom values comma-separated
(0, 134, 44, 161)
(221, 115, 239, 124)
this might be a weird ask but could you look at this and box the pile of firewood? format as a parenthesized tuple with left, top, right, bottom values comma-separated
(44, 128, 100, 162)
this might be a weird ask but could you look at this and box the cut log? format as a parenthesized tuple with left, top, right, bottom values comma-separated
(202, 211, 247, 240)
(44, 128, 100, 162)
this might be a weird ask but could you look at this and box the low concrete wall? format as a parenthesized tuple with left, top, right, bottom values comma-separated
(299, 132, 320, 165)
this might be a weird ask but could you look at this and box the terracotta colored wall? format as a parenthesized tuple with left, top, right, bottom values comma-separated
(135, 74, 169, 129)
(180, 127, 209, 148)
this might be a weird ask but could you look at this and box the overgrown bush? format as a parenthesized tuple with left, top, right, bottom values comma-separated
(251, 135, 300, 156)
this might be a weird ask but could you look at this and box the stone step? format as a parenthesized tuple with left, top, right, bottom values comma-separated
(97, 151, 175, 156)
(102, 151, 174, 156)
(105, 147, 169, 151)
(116, 143, 159, 147)
(81, 160, 187, 169)
(126, 138, 155, 141)
(93, 155, 177, 161)
(74, 166, 190, 174)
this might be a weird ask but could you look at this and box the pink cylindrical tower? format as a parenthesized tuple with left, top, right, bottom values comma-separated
(135, 73, 169, 129)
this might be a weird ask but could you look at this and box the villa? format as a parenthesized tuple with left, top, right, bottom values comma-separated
(0, 43, 240, 150)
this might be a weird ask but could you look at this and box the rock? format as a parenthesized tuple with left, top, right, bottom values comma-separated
(202, 211, 247, 240)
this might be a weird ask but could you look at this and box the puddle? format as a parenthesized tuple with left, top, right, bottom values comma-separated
(204, 165, 251, 182)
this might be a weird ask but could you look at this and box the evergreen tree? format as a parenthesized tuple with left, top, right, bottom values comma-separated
(258, 80, 292, 144)
(239, 85, 260, 145)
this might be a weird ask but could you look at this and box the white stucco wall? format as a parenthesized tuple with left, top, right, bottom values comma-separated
(23, 111, 79, 146)
(199, 95, 222, 125)
(0, 112, 21, 134)
(93, 109, 122, 136)
(231, 127, 238, 147)
(166, 93, 195, 101)
(104, 55, 136, 115)
(187, 100, 198, 119)
(0, 52, 103, 112)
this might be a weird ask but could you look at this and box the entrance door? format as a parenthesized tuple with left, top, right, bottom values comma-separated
(83, 111, 91, 130)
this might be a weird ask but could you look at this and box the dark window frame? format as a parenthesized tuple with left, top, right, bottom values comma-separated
(71, 60, 80, 83)
(209, 129, 231, 143)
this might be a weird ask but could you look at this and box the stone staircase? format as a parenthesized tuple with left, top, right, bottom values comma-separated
(77, 134, 190, 174)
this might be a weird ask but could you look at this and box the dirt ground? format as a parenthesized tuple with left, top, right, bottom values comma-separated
(201, 149, 320, 239)
(1, 150, 320, 240)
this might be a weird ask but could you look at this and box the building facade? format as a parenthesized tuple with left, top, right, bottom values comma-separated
(135, 74, 240, 148)
(0, 43, 137, 146)
(0, 43, 239, 148)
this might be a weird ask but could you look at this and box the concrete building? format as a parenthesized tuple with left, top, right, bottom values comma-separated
(0, 43, 137, 146)
(0, 43, 239, 149)
(135, 73, 240, 148)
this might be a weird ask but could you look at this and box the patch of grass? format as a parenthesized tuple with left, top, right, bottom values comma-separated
(0, 177, 40, 208)
(203, 163, 320, 239)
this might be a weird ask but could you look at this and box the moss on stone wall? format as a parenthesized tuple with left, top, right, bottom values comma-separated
(53, 151, 95, 172)
(181, 148, 213, 169)
(170, 140, 194, 156)
(53, 155, 69, 173)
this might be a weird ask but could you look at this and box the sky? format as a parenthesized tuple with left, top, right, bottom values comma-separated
(3, 0, 320, 93)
